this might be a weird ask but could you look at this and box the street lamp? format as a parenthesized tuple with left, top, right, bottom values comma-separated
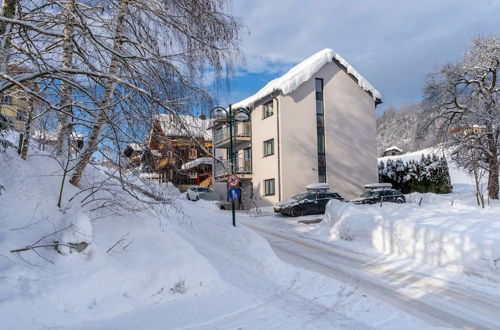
(210, 104, 251, 227)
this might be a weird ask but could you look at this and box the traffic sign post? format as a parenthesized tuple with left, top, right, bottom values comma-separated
(228, 187, 241, 200)
(227, 174, 240, 187)
(227, 174, 240, 227)
(209, 104, 250, 228)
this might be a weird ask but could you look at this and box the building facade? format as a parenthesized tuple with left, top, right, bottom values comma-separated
(139, 114, 212, 189)
(212, 49, 381, 208)
(0, 88, 32, 132)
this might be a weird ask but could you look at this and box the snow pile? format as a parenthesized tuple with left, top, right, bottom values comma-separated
(58, 212, 93, 255)
(316, 200, 379, 241)
(234, 48, 381, 108)
(313, 196, 500, 280)
(0, 148, 220, 329)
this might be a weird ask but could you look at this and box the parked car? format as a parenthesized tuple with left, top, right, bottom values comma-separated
(186, 186, 212, 201)
(351, 183, 405, 205)
(274, 183, 344, 217)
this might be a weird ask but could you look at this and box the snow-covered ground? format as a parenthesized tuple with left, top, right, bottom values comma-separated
(1, 144, 437, 329)
(1, 142, 499, 329)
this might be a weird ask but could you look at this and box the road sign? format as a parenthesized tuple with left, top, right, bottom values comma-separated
(228, 187, 241, 200)
(226, 174, 240, 187)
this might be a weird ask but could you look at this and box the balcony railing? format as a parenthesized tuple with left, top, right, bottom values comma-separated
(214, 122, 251, 146)
(214, 157, 252, 178)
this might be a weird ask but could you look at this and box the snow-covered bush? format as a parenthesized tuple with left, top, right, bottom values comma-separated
(378, 153, 452, 194)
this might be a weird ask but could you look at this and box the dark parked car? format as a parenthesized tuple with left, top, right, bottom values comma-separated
(351, 184, 406, 205)
(274, 190, 344, 217)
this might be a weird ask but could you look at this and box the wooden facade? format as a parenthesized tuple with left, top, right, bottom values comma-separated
(146, 116, 212, 187)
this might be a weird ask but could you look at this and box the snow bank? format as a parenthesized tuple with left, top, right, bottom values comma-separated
(313, 198, 500, 280)
(58, 212, 93, 255)
(234, 48, 381, 108)
(0, 147, 220, 329)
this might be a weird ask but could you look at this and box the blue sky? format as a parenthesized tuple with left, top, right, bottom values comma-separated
(212, 0, 500, 115)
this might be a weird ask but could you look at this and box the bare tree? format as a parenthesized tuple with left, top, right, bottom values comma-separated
(423, 35, 500, 199)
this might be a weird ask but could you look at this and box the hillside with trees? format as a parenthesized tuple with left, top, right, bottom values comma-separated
(376, 102, 440, 156)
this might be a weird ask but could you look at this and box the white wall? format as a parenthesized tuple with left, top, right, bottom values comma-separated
(278, 80, 318, 202)
(278, 61, 377, 201)
(249, 61, 378, 206)
(250, 99, 280, 206)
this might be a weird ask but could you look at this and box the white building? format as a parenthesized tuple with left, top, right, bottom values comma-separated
(211, 49, 382, 208)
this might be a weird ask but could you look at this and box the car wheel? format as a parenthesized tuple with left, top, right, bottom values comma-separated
(187, 194, 190, 201)
(195, 196, 199, 201)
(395, 198, 404, 204)
(290, 207, 302, 217)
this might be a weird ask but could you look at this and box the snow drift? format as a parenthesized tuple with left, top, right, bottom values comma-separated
(314, 198, 500, 281)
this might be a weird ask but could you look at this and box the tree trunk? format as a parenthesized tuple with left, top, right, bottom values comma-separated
(0, 0, 17, 74)
(487, 149, 499, 200)
(20, 98, 34, 159)
(70, 0, 129, 187)
(56, 0, 76, 156)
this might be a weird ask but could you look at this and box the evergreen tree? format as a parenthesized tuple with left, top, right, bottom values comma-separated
(378, 154, 452, 194)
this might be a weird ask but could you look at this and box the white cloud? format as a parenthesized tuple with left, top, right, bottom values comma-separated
(230, 0, 500, 109)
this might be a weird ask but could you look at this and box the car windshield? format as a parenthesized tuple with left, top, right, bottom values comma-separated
(360, 191, 376, 198)
(291, 192, 310, 200)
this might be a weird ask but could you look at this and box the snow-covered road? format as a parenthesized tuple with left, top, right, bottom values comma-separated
(242, 220, 500, 330)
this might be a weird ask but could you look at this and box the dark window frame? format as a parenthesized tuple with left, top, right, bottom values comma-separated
(262, 100, 274, 119)
(263, 138, 274, 157)
(264, 178, 275, 196)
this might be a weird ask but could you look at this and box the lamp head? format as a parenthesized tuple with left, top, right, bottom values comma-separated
(234, 112, 249, 122)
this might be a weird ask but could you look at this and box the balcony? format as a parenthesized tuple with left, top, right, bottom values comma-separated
(155, 157, 176, 170)
(214, 157, 252, 180)
(213, 122, 251, 148)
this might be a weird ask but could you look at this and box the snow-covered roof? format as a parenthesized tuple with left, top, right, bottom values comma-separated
(181, 157, 212, 170)
(155, 114, 211, 140)
(233, 49, 382, 109)
(127, 143, 144, 152)
(384, 146, 403, 153)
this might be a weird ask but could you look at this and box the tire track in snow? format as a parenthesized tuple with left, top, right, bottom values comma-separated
(243, 221, 500, 330)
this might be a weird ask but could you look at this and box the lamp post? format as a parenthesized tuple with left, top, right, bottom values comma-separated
(210, 104, 251, 227)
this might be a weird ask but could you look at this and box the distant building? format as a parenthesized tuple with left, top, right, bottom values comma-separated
(122, 143, 144, 169)
(0, 67, 37, 133)
(0, 87, 32, 132)
(143, 114, 213, 189)
(31, 130, 84, 154)
(382, 146, 403, 157)
(450, 125, 486, 137)
(211, 49, 382, 209)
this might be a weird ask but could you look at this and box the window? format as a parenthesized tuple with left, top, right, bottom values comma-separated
(263, 139, 274, 157)
(317, 193, 328, 200)
(2, 95, 12, 104)
(315, 78, 326, 183)
(263, 101, 274, 119)
(16, 110, 27, 121)
(264, 179, 275, 196)
(243, 147, 252, 172)
(188, 148, 197, 159)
